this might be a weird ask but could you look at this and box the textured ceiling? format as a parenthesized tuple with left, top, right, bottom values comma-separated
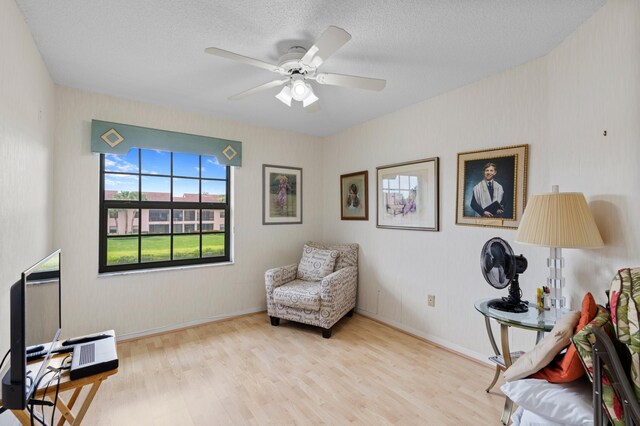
(16, 0, 606, 137)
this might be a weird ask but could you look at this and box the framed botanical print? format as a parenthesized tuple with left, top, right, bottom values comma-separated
(455, 144, 528, 229)
(262, 164, 302, 225)
(376, 157, 439, 231)
(340, 171, 369, 220)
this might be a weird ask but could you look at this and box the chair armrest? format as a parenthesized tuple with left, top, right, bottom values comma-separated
(320, 266, 358, 304)
(265, 264, 298, 291)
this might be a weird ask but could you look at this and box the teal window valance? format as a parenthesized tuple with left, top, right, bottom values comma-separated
(91, 120, 242, 166)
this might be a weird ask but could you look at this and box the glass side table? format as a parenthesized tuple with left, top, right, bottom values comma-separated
(474, 298, 564, 425)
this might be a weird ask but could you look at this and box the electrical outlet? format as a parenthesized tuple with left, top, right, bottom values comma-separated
(427, 294, 435, 307)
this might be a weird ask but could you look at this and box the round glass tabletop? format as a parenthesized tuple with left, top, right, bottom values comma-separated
(474, 298, 568, 331)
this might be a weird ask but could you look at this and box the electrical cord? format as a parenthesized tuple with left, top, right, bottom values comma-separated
(49, 372, 61, 426)
(59, 354, 72, 370)
(28, 368, 57, 426)
(0, 349, 9, 414)
(2, 352, 66, 424)
(0, 348, 9, 372)
(40, 368, 57, 424)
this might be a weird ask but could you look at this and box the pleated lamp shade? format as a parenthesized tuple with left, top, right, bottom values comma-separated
(515, 192, 603, 248)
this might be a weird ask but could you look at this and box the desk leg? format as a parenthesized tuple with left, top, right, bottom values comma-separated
(52, 393, 77, 425)
(484, 317, 501, 356)
(71, 379, 104, 425)
(483, 317, 502, 393)
(9, 409, 31, 426)
(486, 365, 501, 393)
(499, 323, 513, 426)
(49, 379, 103, 425)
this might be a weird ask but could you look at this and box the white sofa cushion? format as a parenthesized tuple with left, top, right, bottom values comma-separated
(501, 378, 593, 426)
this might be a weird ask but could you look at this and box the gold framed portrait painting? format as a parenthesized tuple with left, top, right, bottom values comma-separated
(455, 144, 528, 229)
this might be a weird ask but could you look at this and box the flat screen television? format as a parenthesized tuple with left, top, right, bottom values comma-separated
(1, 249, 61, 410)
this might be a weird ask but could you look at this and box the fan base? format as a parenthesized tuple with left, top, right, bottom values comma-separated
(488, 298, 528, 313)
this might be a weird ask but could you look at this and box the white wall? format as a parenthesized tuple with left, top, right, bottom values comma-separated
(322, 0, 640, 361)
(2, 0, 638, 366)
(0, 0, 55, 352)
(52, 87, 324, 339)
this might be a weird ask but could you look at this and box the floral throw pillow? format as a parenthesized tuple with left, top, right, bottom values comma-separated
(297, 245, 339, 281)
(572, 306, 623, 425)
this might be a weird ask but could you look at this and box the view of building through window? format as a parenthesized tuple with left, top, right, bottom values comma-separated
(99, 148, 230, 272)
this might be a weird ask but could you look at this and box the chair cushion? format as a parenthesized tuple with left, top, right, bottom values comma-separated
(609, 268, 640, 401)
(305, 241, 358, 270)
(504, 310, 580, 382)
(273, 279, 321, 311)
(529, 292, 598, 383)
(297, 245, 339, 281)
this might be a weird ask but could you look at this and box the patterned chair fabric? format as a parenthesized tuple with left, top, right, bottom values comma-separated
(265, 242, 358, 337)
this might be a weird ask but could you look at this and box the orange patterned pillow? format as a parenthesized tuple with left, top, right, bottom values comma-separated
(529, 292, 598, 383)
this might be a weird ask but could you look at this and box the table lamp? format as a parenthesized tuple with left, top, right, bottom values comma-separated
(515, 185, 603, 312)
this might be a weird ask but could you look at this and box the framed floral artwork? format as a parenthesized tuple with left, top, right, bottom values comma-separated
(455, 144, 528, 229)
(262, 164, 302, 225)
(376, 157, 439, 231)
(340, 171, 369, 220)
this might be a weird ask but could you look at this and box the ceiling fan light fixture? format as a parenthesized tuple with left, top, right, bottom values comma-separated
(291, 79, 310, 101)
(275, 85, 292, 106)
(303, 87, 319, 107)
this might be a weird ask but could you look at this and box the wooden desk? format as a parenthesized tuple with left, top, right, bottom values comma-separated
(2, 355, 117, 425)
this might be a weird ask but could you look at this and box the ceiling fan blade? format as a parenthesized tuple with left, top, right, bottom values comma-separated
(315, 73, 386, 91)
(228, 79, 288, 100)
(204, 47, 283, 73)
(301, 26, 352, 67)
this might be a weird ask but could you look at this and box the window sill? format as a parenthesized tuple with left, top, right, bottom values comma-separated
(98, 260, 235, 278)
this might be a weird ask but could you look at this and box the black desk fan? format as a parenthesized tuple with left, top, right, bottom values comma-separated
(481, 237, 529, 313)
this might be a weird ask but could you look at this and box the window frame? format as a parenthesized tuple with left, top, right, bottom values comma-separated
(99, 150, 230, 273)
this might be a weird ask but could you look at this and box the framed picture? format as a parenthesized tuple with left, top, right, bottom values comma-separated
(262, 164, 302, 225)
(376, 157, 439, 231)
(340, 171, 369, 221)
(455, 144, 528, 229)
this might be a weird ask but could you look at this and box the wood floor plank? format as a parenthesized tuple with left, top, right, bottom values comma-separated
(74, 313, 505, 425)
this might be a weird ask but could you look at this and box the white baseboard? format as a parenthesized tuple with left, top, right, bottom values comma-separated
(116, 307, 266, 341)
(356, 308, 492, 366)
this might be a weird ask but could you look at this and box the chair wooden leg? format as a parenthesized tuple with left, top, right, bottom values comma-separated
(322, 327, 332, 338)
(346, 309, 354, 317)
(270, 316, 280, 326)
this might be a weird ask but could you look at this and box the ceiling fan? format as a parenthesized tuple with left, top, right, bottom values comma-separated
(204, 26, 386, 110)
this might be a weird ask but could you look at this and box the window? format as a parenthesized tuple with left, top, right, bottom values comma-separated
(202, 210, 214, 221)
(100, 148, 230, 272)
(149, 209, 169, 222)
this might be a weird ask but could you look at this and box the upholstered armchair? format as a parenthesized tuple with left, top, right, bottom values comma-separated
(265, 242, 358, 338)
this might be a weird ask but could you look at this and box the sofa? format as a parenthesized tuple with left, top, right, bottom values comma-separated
(501, 268, 640, 426)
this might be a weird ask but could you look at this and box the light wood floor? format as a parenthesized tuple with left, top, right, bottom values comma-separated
(76, 313, 505, 425)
